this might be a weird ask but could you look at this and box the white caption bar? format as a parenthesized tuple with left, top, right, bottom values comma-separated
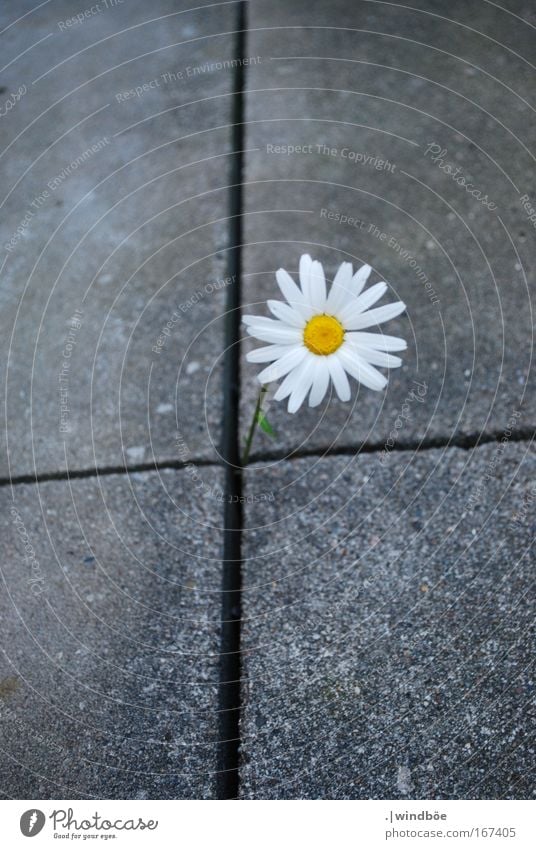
(1, 799, 534, 848)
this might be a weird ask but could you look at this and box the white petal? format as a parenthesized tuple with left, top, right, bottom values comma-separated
(325, 261, 353, 312)
(344, 301, 406, 330)
(275, 268, 314, 318)
(350, 263, 372, 296)
(245, 311, 308, 329)
(349, 331, 407, 352)
(257, 346, 307, 383)
(274, 355, 312, 401)
(243, 313, 263, 326)
(309, 358, 330, 407)
(337, 345, 388, 391)
(309, 260, 327, 311)
(299, 254, 313, 299)
(327, 354, 351, 402)
(244, 315, 296, 331)
(276, 267, 304, 307)
(273, 372, 298, 402)
(267, 299, 306, 328)
(337, 282, 387, 324)
(246, 344, 299, 363)
(288, 356, 317, 413)
(346, 342, 402, 368)
(246, 325, 302, 344)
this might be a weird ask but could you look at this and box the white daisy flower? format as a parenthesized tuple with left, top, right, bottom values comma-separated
(243, 255, 407, 413)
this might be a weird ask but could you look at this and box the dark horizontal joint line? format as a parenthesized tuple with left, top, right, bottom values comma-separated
(2, 428, 533, 488)
(0, 457, 218, 488)
(245, 427, 535, 465)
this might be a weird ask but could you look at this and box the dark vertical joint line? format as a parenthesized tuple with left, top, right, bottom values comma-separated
(216, 1, 247, 801)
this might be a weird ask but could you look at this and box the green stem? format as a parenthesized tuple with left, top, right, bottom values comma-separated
(241, 385, 268, 467)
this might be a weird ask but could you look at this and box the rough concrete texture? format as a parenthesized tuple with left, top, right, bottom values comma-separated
(240, 443, 535, 798)
(0, 0, 238, 477)
(0, 467, 224, 798)
(0, 0, 534, 804)
(240, 0, 535, 457)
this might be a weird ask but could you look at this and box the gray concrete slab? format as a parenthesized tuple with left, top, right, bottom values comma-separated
(0, 0, 239, 477)
(240, 442, 535, 798)
(240, 0, 535, 457)
(0, 465, 224, 798)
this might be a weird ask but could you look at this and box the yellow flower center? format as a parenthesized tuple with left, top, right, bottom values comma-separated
(303, 314, 345, 355)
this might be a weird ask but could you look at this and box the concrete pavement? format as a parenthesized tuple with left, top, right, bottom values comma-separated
(0, 0, 534, 800)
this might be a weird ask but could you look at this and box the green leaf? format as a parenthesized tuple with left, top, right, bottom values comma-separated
(257, 411, 276, 437)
